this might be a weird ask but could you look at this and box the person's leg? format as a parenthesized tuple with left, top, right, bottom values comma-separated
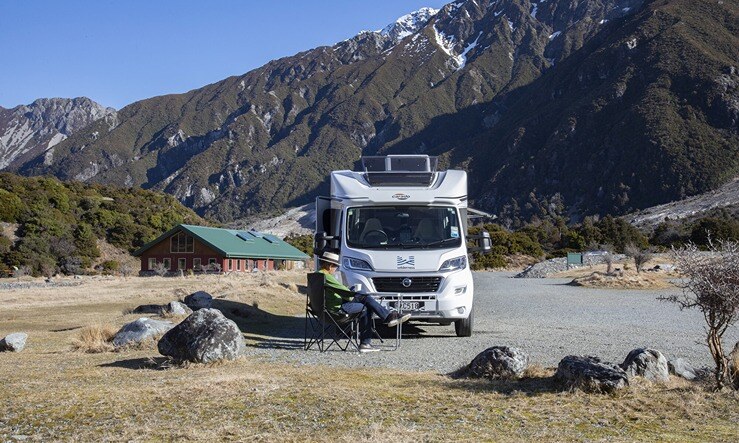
(353, 294, 391, 321)
(342, 302, 371, 345)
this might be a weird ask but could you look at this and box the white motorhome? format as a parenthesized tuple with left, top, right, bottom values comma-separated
(315, 155, 490, 337)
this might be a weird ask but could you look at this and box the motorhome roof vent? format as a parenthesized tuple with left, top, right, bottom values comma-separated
(361, 155, 438, 187)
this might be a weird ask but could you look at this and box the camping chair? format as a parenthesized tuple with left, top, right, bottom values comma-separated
(304, 272, 363, 352)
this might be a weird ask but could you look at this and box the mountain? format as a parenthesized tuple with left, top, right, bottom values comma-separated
(14, 0, 738, 224)
(0, 98, 116, 170)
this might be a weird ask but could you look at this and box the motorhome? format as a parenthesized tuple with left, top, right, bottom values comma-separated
(314, 155, 490, 337)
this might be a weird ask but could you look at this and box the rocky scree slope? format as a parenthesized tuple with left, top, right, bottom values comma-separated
(0, 98, 116, 170)
(16, 0, 738, 223)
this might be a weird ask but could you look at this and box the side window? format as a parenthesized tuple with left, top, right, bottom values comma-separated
(162, 258, 171, 270)
(193, 258, 201, 271)
(148, 258, 156, 270)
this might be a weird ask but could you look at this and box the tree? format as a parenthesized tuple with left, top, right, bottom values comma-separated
(663, 241, 739, 390)
(624, 243, 653, 273)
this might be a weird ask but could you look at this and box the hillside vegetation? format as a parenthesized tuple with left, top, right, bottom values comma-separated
(15, 0, 736, 223)
(0, 173, 206, 276)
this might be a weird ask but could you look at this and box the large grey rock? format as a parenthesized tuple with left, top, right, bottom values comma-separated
(556, 355, 629, 393)
(157, 308, 245, 363)
(183, 291, 213, 310)
(668, 358, 697, 381)
(0, 332, 28, 352)
(113, 318, 174, 348)
(165, 301, 192, 316)
(621, 348, 669, 382)
(460, 346, 529, 379)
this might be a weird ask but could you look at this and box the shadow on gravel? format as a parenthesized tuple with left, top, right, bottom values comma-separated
(99, 357, 169, 370)
(212, 299, 305, 350)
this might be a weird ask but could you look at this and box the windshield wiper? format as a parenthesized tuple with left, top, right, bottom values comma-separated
(421, 238, 460, 249)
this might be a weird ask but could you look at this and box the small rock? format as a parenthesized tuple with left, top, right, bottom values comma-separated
(113, 318, 174, 348)
(668, 358, 697, 381)
(165, 301, 192, 316)
(158, 308, 245, 363)
(0, 332, 28, 352)
(458, 346, 529, 379)
(621, 348, 669, 381)
(131, 304, 165, 315)
(556, 355, 629, 393)
(184, 291, 213, 310)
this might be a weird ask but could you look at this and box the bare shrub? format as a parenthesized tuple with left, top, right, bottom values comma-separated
(153, 262, 168, 277)
(603, 251, 614, 275)
(71, 324, 117, 353)
(625, 243, 653, 273)
(662, 240, 739, 390)
(120, 263, 134, 279)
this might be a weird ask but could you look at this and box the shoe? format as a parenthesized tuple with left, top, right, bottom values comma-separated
(384, 312, 412, 327)
(358, 343, 380, 353)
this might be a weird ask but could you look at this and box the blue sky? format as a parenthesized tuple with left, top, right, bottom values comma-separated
(0, 0, 447, 110)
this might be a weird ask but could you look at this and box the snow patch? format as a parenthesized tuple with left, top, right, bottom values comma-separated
(507, 18, 516, 32)
(599, 19, 608, 24)
(626, 38, 637, 50)
(548, 31, 562, 40)
(43, 147, 55, 166)
(531, 3, 538, 19)
(458, 32, 483, 70)
(379, 7, 439, 44)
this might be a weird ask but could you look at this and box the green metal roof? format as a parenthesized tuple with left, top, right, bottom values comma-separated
(134, 224, 310, 260)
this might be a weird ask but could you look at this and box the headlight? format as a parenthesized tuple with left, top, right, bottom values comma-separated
(343, 257, 374, 271)
(439, 255, 467, 272)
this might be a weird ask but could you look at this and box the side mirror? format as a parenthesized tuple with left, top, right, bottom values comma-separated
(313, 231, 328, 256)
(314, 231, 340, 255)
(467, 231, 492, 253)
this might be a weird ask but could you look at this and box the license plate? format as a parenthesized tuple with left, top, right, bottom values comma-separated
(398, 301, 421, 311)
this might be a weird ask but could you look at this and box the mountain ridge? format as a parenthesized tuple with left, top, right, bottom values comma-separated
(9, 0, 738, 225)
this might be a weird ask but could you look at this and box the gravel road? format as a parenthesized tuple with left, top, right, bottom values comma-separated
(243, 272, 739, 373)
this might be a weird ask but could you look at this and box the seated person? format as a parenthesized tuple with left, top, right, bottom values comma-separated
(318, 251, 410, 353)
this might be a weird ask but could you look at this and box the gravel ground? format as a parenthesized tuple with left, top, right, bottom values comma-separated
(244, 272, 739, 374)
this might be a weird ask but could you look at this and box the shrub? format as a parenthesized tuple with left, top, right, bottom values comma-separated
(663, 240, 739, 390)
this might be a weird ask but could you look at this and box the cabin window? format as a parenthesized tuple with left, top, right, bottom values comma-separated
(162, 258, 171, 270)
(193, 258, 201, 271)
(178, 258, 186, 270)
(148, 258, 157, 270)
(170, 232, 194, 253)
(236, 259, 241, 271)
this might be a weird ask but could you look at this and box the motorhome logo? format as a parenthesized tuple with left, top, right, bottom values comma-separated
(392, 193, 410, 200)
(397, 256, 415, 269)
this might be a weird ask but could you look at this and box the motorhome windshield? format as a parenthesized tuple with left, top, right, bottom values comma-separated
(346, 206, 462, 250)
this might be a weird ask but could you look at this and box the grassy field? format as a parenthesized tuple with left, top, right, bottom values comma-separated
(1, 272, 737, 442)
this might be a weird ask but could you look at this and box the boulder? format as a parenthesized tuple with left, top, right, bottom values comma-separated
(556, 355, 629, 393)
(668, 358, 697, 381)
(112, 318, 174, 348)
(621, 348, 669, 382)
(158, 308, 245, 363)
(0, 332, 28, 352)
(131, 304, 165, 315)
(184, 291, 213, 310)
(461, 346, 529, 379)
(729, 341, 739, 388)
(165, 301, 192, 316)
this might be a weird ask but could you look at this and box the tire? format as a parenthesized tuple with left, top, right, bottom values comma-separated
(454, 309, 473, 337)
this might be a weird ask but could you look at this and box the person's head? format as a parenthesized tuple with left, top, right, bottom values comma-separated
(319, 252, 340, 272)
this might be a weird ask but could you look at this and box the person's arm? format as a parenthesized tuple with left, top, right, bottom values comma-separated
(323, 272, 355, 301)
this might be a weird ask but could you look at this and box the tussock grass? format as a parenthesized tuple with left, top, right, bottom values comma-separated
(2, 271, 738, 441)
(70, 324, 117, 353)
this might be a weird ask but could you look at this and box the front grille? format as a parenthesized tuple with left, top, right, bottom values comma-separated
(373, 276, 442, 293)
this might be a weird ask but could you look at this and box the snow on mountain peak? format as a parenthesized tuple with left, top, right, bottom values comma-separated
(380, 7, 439, 43)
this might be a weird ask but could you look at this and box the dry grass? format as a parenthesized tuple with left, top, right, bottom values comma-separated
(569, 271, 674, 290)
(1, 271, 738, 441)
(71, 324, 117, 353)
